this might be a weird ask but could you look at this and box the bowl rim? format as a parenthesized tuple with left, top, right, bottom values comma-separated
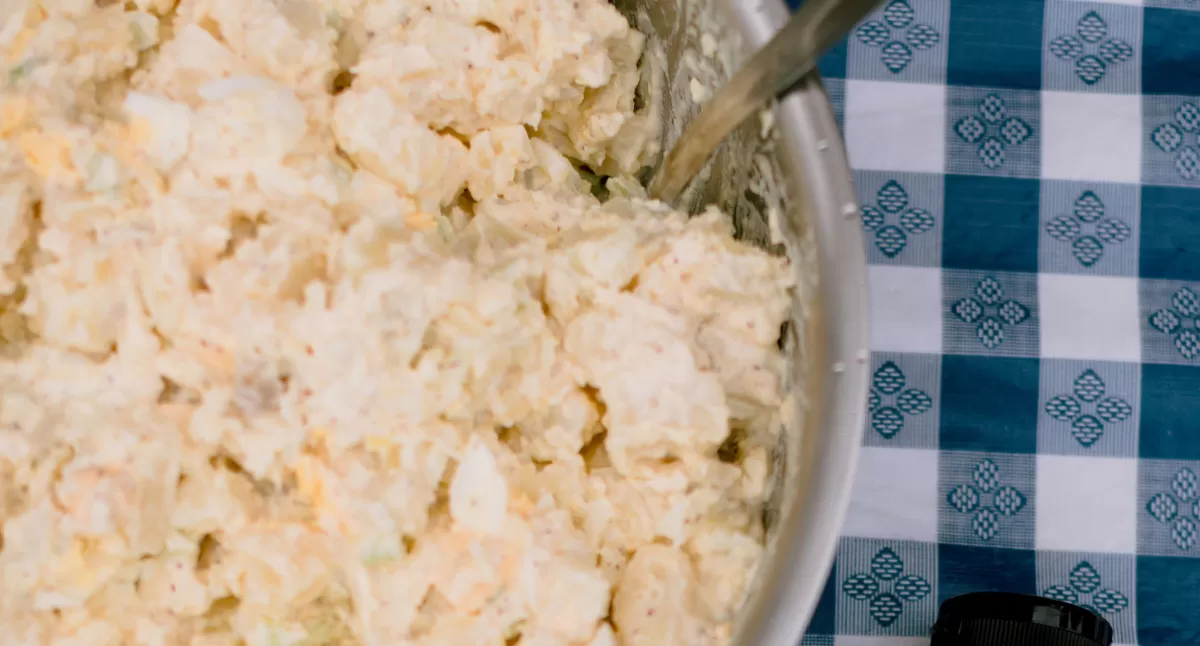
(727, 3, 871, 645)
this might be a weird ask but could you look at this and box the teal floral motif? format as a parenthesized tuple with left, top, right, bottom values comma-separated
(1146, 467, 1200, 550)
(951, 277, 1031, 350)
(1048, 11, 1134, 85)
(842, 547, 932, 627)
(855, 0, 941, 74)
(947, 458, 1028, 541)
(954, 94, 1034, 170)
(1149, 286, 1200, 359)
(861, 180, 935, 258)
(1043, 561, 1130, 615)
(868, 361, 933, 439)
(1044, 369, 1133, 447)
(1045, 190, 1132, 267)
(1151, 101, 1200, 180)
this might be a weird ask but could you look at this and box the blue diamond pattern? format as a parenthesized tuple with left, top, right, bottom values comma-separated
(894, 574, 931, 602)
(869, 593, 904, 627)
(1074, 370, 1105, 401)
(952, 278, 1032, 351)
(842, 548, 932, 628)
(1093, 588, 1130, 614)
(972, 508, 999, 541)
(873, 362, 905, 394)
(1153, 123, 1184, 153)
(1150, 287, 1200, 360)
(993, 485, 1027, 516)
(1150, 102, 1200, 180)
(860, 180, 935, 259)
(997, 300, 1030, 326)
(871, 548, 905, 581)
(1173, 468, 1199, 501)
(1045, 190, 1131, 268)
(973, 459, 1000, 492)
(954, 94, 1035, 170)
(1046, 395, 1082, 422)
(1075, 191, 1105, 221)
(1044, 561, 1130, 618)
(1173, 288, 1200, 316)
(1178, 102, 1200, 132)
(872, 407, 904, 439)
(948, 458, 1029, 542)
(1148, 492, 1180, 523)
(976, 277, 1004, 304)
(869, 361, 933, 440)
(1175, 517, 1197, 550)
(953, 298, 984, 323)
(843, 573, 880, 600)
(1069, 562, 1103, 594)
(1044, 369, 1132, 449)
(948, 484, 980, 513)
(854, 0, 941, 75)
(1146, 467, 1200, 551)
(1049, 11, 1134, 85)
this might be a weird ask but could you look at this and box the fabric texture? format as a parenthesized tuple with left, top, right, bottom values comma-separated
(793, 1, 1200, 644)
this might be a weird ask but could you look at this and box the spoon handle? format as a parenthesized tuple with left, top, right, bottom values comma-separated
(648, 0, 882, 205)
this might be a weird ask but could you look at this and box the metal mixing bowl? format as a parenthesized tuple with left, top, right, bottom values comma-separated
(612, 0, 871, 642)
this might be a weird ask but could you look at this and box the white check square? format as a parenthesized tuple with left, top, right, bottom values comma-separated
(871, 266, 943, 354)
(844, 447, 939, 542)
(845, 81, 946, 173)
(1042, 91, 1142, 183)
(1036, 454, 1138, 553)
(1039, 273, 1141, 361)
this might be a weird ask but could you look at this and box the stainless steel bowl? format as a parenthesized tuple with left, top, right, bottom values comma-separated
(612, 0, 871, 642)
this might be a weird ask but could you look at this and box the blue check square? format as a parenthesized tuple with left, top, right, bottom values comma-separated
(943, 175, 1040, 273)
(1140, 185, 1200, 280)
(940, 451, 1036, 549)
(947, 88, 1041, 178)
(940, 355, 1039, 454)
(1143, 8, 1200, 96)
(938, 543, 1038, 603)
(1140, 364, 1200, 460)
(807, 564, 840, 637)
(819, 36, 849, 80)
(1137, 555, 1200, 646)
(1039, 180, 1140, 277)
(947, 0, 1044, 90)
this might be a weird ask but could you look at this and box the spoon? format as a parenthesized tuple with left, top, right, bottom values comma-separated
(647, 0, 882, 205)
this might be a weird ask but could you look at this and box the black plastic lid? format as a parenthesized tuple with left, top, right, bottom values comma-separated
(932, 592, 1113, 646)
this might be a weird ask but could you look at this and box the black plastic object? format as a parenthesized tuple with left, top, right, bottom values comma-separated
(931, 592, 1113, 646)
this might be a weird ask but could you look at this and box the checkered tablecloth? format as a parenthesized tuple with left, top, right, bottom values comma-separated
(788, 0, 1200, 644)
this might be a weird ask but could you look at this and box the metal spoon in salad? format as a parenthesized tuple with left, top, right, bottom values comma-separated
(647, 0, 881, 205)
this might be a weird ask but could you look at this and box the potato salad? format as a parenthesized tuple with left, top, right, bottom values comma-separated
(0, 0, 796, 644)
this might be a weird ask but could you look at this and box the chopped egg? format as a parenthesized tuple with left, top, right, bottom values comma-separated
(0, 0, 796, 644)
